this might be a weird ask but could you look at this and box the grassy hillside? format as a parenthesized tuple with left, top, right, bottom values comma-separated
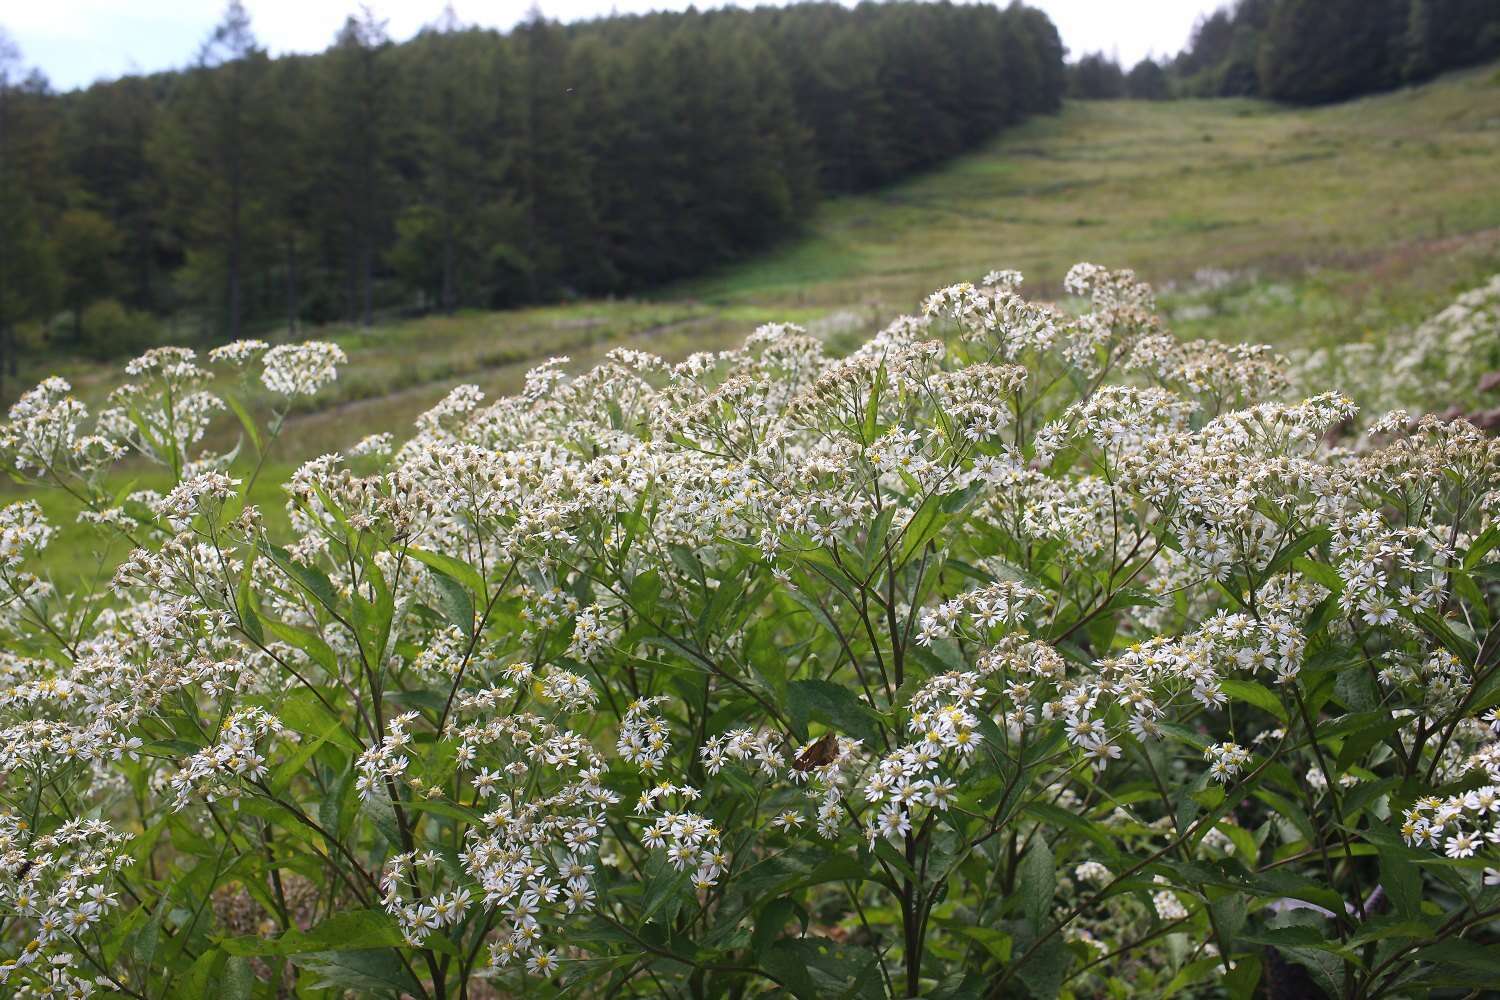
(680, 61, 1500, 342)
(10, 62, 1500, 578)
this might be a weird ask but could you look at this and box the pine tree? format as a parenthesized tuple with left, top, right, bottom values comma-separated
(0, 32, 62, 384)
(390, 11, 497, 311)
(151, 0, 271, 340)
(1126, 59, 1170, 100)
(53, 208, 123, 340)
(324, 6, 396, 326)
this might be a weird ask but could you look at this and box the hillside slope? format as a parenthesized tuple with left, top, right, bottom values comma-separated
(10, 63, 1500, 581)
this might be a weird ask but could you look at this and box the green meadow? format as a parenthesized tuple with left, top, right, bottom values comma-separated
(14, 62, 1500, 581)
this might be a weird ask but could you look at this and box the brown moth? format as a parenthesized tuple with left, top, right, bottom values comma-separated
(792, 731, 839, 771)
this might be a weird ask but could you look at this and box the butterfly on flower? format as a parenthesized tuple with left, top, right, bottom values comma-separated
(792, 732, 839, 771)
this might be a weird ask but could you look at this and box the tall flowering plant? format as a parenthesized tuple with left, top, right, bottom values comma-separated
(0, 268, 1497, 998)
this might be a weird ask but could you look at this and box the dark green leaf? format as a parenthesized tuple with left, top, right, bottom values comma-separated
(786, 679, 884, 745)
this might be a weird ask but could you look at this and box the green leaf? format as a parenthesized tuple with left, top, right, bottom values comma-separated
(1335, 716, 1404, 773)
(786, 679, 884, 745)
(223, 393, 264, 455)
(1415, 938, 1500, 974)
(1224, 955, 1262, 1000)
(223, 955, 254, 1000)
(1209, 893, 1247, 951)
(862, 362, 885, 442)
(276, 688, 360, 753)
(428, 566, 475, 637)
(1292, 557, 1344, 594)
(220, 908, 403, 957)
(236, 558, 263, 646)
(763, 940, 821, 999)
(291, 949, 424, 995)
(408, 546, 485, 596)
(1332, 664, 1378, 712)
(1013, 932, 1068, 1000)
(1262, 528, 1330, 582)
(179, 949, 227, 998)
(1463, 524, 1500, 569)
(752, 896, 797, 960)
(270, 724, 336, 796)
(637, 858, 693, 927)
(1410, 610, 1479, 664)
(897, 492, 951, 565)
(352, 557, 396, 664)
(1023, 801, 1119, 857)
(1153, 859, 1343, 915)
(1367, 823, 1424, 919)
(261, 542, 338, 610)
(133, 893, 167, 967)
(1219, 678, 1288, 723)
(954, 925, 1012, 962)
(1018, 838, 1055, 931)
(261, 617, 338, 675)
(765, 937, 882, 1000)
(1162, 956, 1223, 999)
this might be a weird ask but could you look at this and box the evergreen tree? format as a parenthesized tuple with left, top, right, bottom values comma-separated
(53, 208, 123, 340)
(150, 1, 271, 340)
(63, 76, 163, 311)
(506, 11, 610, 299)
(0, 1, 1070, 368)
(390, 10, 497, 311)
(1126, 58, 1170, 100)
(1259, 0, 1401, 103)
(0, 33, 62, 381)
(323, 7, 396, 326)
(1070, 54, 1126, 99)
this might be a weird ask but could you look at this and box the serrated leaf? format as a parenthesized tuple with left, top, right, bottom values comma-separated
(220, 908, 403, 957)
(1018, 838, 1055, 931)
(408, 547, 485, 596)
(786, 679, 884, 745)
(427, 566, 474, 636)
(291, 949, 423, 995)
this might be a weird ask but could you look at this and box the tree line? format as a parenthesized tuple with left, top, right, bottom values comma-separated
(1068, 0, 1500, 103)
(0, 1, 1064, 371)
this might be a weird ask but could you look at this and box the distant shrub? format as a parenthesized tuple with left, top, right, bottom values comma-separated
(79, 298, 162, 360)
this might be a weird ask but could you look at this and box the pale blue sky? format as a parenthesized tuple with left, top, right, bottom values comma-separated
(6, 0, 1222, 92)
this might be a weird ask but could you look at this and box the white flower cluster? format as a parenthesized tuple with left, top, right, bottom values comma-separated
(356, 711, 420, 802)
(260, 341, 348, 397)
(1, 263, 1498, 992)
(168, 706, 286, 808)
(701, 728, 785, 778)
(863, 667, 983, 844)
(636, 783, 728, 892)
(1203, 742, 1252, 783)
(915, 581, 1042, 646)
(0, 816, 132, 989)
(1402, 710, 1500, 877)
(617, 697, 673, 773)
(0, 501, 53, 570)
(1292, 273, 1500, 419)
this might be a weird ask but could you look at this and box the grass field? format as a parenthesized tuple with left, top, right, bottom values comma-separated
(11, 62, 1500, 577)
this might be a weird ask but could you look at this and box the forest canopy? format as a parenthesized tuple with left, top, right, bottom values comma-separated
(0, 1, 1065, 366)
(1070, 0, 1500, 103)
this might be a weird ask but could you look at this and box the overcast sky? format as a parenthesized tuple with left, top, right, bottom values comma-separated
(6, 0, 1222, 92)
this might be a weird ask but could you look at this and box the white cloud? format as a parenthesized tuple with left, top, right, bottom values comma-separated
(8, 0, 1219, 91)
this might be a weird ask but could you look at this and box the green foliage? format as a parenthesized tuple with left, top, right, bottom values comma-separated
(79, 298, 161, 359)
(4, 263, 1500, 997)
(1170, 0, 1500, 104)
